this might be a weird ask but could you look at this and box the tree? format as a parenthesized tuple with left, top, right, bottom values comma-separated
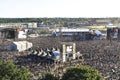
(41, 72, 58, 80)
(61, 65, 104, 80)
(0, 60, 32, 80)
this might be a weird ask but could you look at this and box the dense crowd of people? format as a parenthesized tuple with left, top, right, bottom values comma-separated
(77, 40, 120, 80)
(0, 38, 120, 80)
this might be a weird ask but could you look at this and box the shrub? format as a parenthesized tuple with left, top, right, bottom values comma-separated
(41, 72, 58, 80)
(0, 60, 32, 80)
(61, 65, 104, 80)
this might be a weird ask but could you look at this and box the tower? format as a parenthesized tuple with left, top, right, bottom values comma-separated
(118, 26, 120, 41)
(61, 42, 76, 62)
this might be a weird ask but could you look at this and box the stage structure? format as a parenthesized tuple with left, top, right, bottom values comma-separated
(0, 27, 27, 39)
(107, 27, 118, 40)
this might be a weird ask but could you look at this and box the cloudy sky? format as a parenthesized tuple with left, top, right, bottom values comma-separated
(0, 0, 120, 18)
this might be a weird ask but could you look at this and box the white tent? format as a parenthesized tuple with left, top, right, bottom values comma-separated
(94, 30, 102, 36)
(6, 41, 33, 52)
(18, 31, 27, 39)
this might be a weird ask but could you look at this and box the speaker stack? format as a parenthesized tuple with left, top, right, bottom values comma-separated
(118, 27, 120, 41)
(107, 28, 112, 40)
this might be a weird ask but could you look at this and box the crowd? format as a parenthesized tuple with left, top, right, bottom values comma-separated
(0, 38, 120, 80)
(77, 40, 120, 80)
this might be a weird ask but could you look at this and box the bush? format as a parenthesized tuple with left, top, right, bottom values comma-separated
(41, 72, 58, 80)
(61, 65, 104, 80)
(0, 60, 32, 80)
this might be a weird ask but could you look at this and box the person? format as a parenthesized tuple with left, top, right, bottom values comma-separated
(89, 29, 94, 40)
(81, 32, 86, 40)
(93, 30, 102, 40)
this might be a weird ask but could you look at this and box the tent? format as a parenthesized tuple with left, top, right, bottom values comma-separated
(52, 51, 60, 56)
(5, 41, 33, 52)
(94, 30, 102, 36)
(18, 31, 27, 38)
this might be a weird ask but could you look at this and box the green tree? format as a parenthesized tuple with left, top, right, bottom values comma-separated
(0, 60, 32, 80)
(61, 65, 104, 80)
(41, 72, 58, 80)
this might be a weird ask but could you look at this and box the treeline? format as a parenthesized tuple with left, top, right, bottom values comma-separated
(0, 18, 119, 23)
(0, 18, 42, 23)
(0, 18, 120, 26)
(0, 18, 90, 23)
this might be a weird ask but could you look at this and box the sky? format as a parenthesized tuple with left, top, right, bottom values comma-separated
(0, 0, 120, 18)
